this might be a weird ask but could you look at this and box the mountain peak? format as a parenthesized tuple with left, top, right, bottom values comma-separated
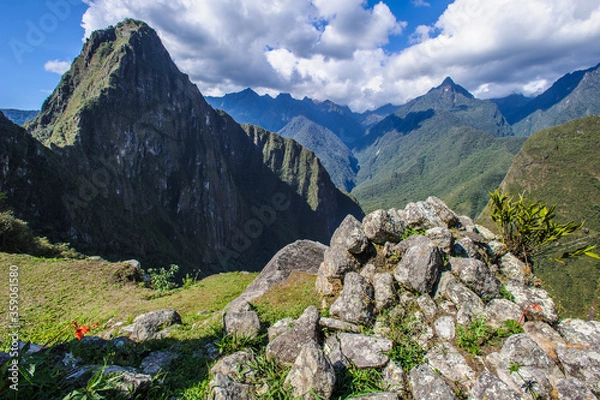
(430, 76, 474, 98)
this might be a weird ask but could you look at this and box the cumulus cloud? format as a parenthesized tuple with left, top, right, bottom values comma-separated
(80, 0, 600, 111)
(44, 59, 71, 75)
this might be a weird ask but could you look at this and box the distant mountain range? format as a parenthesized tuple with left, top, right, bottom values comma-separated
(205, 62, 600, 217)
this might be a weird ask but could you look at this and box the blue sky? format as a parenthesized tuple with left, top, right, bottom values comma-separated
(2, 1, 600, 112)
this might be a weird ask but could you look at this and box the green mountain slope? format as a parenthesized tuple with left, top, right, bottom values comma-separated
(479, 116, 600, 318)
(353, 78, 522, 217)
(278, 116, 358, 191)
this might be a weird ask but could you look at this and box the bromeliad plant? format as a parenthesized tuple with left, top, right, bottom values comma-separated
(488, 190, 598, 264)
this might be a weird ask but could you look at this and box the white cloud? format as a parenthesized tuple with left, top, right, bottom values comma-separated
(79, 0, 600, 111)
(44, 59, 71, 75)
(412, 0, 431, 7)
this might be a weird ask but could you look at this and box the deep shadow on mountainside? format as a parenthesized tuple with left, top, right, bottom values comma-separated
(0, 19, 362, 276)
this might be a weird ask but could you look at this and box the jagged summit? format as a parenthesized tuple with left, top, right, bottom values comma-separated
(428, 76, 475, 99)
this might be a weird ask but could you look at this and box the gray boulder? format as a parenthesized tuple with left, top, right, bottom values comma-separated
(485, 299, 522, 329)
(436, 273, 485, 326)
(426, 226, 453, 254)
(522, 321, 566, 362)
(319, 317, 361, 333)
(266, 306, 319, 366)
(382, 361, 405, 393)
(223, 310, 261, 339)
(449, 257, 501, 300)
(338, 333, 393, 369)
(434, 316, 456, 341)
(557, 318, 600, 347)
(556, 344, 600, 396)
(468, 370, 522, 400)
(208, 373, 252, 400)
(321, 245, 361, 278)
(416, 293, 438, 321)
(362, 209, 404, 244)
(323, 334, 348, 370)
(228, 240, 326, 311)
(373, 272, 396, 311)
(403, 201, 445, 230)
(210, 350, 255, 383)
(284, 341, 336, 399)
(130, 309, 182, 341)
(426, 196, 459, 228)
(409, 364, 457, 400)
(330, 272, 375, 325)
(556, 377, 598, 400)
(268, 318, 295, 341)
(394, 238, 442, 294)
(504, 281, 558, 324)
(498, 253, 530, 284)
(330, 214, 369, 254)
(139, 351, 179, 376)
(426, 342, 476, 388)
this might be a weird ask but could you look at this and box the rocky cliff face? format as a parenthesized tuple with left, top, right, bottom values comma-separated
(17, 19, 362, 273)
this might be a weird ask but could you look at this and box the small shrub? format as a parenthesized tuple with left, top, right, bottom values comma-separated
(146, 264, 179, 294)
(379, 306, 426, 371)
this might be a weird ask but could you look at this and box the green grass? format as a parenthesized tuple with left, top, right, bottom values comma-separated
(251, 271, 322, 325)
(455, 318, 523, 356)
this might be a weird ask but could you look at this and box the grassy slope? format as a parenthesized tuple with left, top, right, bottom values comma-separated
(478, 116, 600, 318)
(0, 252, 325, 398)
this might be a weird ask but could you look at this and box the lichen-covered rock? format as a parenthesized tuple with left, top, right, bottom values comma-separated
(485, 299, 522, 329)
(409, 364, 457, 400)
(319, 317, 361, 333)
(434, 316, 456, 341)
(360, 263, 377, 283)
(498, 253, 530, 284)
(426, 342, 476, 388)
(373, 272, 396, 310)
(416, 293, 438, 321)
(323, 334, 348, 370)
(266, 306, 319, 366)
(139, 351, 179, 376)
(556, 377, 598, 400)
(522, 321, 566, 361)
(489, 334, 563, 398)
(556, 318, 600, 347)
(330, 214, 369, 254)
(210, 351, 255, 383)
(321, 245, 361, 278)
(403, 201, 445, 230)
(449, 257, 501, 300)
(436, 273, 485, 325)
(268, 318, 295, 341)
(458, 215, 476, 232)
(382, 361, 405, 393)
(389, 234, 431, 258)
(130, 309, 182, 341)
(284, 341, 336, 399)
(330, 272, 375, 325)
(556, 344, 600, 396)
(362, 209, 404, 244)
(426, 196, 459, 227)
(315, 267, 341, 296)
(469, 369, 522, 400)
(454, 236, 481, 259)
(504, 281, 558, 324)
(223, 310, 261, 339)
(394, 239, 442, 294)
(426, 226, 453, 254)
(474, 225, 498, 241)
(209, 373, 252, 400)
(338, 333, 392, 369)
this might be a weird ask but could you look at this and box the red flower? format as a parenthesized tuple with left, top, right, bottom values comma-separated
(519, 304, 543, 325)
(72, 321, 99, 340)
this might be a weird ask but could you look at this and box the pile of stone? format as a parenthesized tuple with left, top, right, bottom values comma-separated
(215, 197, 600, 399)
